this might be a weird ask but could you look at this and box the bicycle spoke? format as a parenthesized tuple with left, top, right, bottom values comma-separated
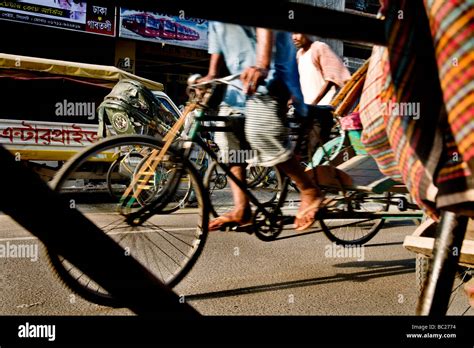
(48, 137, 207, 305)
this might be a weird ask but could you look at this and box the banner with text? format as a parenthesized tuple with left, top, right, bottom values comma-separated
(119, 8, 208, 50)
(0, 1, 116, 36)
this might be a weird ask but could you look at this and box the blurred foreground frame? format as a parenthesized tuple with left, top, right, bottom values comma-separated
(105, 0, 386, 45)
(0, 145, 198, 316)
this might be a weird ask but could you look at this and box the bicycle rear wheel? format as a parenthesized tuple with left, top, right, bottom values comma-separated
(133, 153, 193, 214)
(319, 191, 389, 246)
(107, 152, 144, 200)
(203, 161, 283, 218)
(47, 135, 208, 307)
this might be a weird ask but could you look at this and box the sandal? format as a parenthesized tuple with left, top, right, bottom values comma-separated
(294, 194, 330, 231)
(209, 208, 252, 232)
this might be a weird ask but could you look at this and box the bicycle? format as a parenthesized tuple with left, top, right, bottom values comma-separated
(105, 134, 228, 213)
(47, 74, 425, 307)
(43, 74, 282, 306)
(44, 75, 253, 306)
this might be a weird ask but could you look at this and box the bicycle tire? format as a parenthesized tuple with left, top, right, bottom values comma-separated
(416, 254, 430, 296)
(319, 191, 389, 246)
(416, 213, 469, 315)
(106, 152, 144, 201)
(417, 254, 473, 315)
(47, 135, 209, 308)
(213, 171, 227, 190)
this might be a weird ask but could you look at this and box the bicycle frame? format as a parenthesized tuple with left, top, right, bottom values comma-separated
(190, 116, 292, 221)
(123, 74, 298, 223)
(120, 73, 423, 236)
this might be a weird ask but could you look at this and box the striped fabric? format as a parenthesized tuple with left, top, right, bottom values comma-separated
(245, 93, 292, 167)
(359, 46, 403, 182)
(330, 59, 368, 111)
(423, 0, 474, 175)
(213, 103, 249, 164)
(360, 0, 474, 219)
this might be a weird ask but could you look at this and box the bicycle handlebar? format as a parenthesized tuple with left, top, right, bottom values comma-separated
(188, 74, 243, 91)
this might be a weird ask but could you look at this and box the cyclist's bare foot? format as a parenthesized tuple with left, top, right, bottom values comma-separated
(209, 207, 252, 231)
(464, 278, 474, 308)
(294, 188, 324, 231)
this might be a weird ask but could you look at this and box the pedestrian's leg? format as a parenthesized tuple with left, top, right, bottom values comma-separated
(209, 164, 251, 231)
(209, 104, 251, 231)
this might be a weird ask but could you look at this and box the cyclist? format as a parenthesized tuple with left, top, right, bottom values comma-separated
(292, 33, 351, 106)
(293, 33, 351, 146)
(241, 29, 325, 231)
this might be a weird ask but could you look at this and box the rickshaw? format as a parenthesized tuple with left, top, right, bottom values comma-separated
(0, 53, 180, 181)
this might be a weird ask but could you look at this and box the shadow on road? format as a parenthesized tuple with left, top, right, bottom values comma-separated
(333, 258, 415, 270)
(363, 241, 404, 248)
(272, 226, 324, 241)
(185, 258, 414, 301)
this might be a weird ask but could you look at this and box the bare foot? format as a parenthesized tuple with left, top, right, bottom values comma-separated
(294, 187, 324, 231)
(464, 278, 474, 308)
(209, 207, 252, 231)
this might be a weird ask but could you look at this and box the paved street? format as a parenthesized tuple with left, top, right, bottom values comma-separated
(0, 205, 472, 316)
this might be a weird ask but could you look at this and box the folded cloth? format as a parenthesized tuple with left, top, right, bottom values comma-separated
(360, 0, 474, 220)
(340, 111, 362, 130)
(359, 45, 403, 183)
(424, 0, 474, 175)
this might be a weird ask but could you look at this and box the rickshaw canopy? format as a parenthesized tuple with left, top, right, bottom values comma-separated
(0, 53, 164, 91)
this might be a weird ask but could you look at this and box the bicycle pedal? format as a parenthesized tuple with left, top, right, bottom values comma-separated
(281, 216, 294, 226)
(232, 224, 253, 233)
(314, 207, 328, 219)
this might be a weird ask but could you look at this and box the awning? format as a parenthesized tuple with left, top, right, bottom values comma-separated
(0, 53, 164, 91)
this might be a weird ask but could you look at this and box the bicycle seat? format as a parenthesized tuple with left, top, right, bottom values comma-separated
(306, 105, 335, 119)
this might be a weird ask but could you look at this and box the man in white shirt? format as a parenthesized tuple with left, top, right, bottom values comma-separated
(292, 33, 351, 106)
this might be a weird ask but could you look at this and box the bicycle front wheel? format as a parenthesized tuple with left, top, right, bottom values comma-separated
(47, 135, 208, 307)
(417, 253, 473, 315)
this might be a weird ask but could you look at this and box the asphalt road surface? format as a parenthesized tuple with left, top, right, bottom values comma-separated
(0, 204, 472, 316)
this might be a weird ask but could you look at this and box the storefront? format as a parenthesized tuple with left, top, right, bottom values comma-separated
(0, 1, 377, 104)
(0, 1, 210, 104)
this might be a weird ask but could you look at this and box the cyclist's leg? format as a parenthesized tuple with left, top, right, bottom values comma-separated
(278, 157, 324, 229)
(245, 93, 323, 231)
